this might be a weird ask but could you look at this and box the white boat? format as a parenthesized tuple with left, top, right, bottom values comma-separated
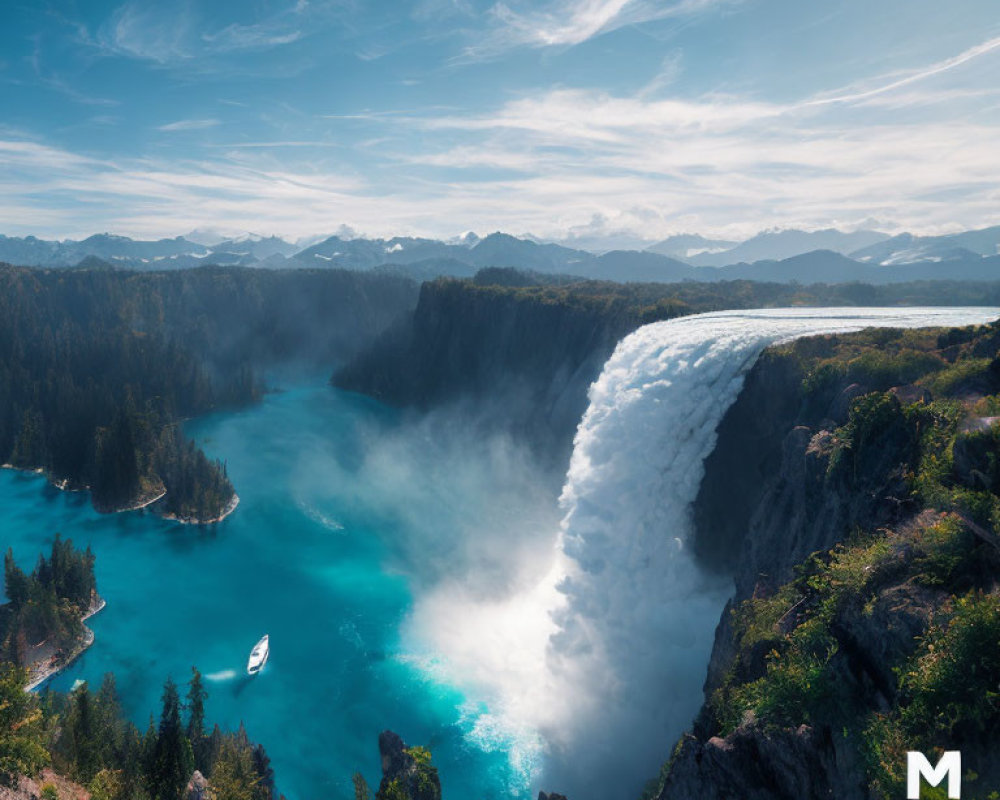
(247, 634, 269, 675)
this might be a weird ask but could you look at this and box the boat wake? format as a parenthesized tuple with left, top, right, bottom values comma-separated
(204, 669, 239, 682)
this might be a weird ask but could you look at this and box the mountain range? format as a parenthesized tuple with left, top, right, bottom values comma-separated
(3, 225, 1000, 285)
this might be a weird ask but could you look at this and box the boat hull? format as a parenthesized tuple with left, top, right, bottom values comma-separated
(247, 634, 269, 675)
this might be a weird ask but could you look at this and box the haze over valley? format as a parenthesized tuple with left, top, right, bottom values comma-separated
(3, 2, 1000, 800)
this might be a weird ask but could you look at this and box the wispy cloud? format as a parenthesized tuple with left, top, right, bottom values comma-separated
(467, 0, 735, 56)
(806, 34, 1000, 107)
(157, 118, 222, 131)
(0, 136, 368, 239)
(100, 2, 194, 63)
(201, 23, 302, 52)
(96, 1, 307, 65)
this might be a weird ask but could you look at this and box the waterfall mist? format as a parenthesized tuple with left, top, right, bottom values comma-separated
(406, 307, 999, 800)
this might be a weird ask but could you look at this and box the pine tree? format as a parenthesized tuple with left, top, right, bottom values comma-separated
(210, 737, 259, 800)
(149, 678, 194, 800)
(353, 772, 372, 800)
(251, 744, 274, 800)
(0, 664, 48, 786)
(185, 667, 206, 742)
(3, 548, 30, 609)
(95, 673, 124, 773)
(186, 667, 208, 772)
(69, 682, 99, 782)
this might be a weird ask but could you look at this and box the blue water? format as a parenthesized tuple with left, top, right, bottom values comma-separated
(1, 383, 535, 799)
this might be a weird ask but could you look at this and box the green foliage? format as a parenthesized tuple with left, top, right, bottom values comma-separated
(666, 319, 1000, 797)
(727, 618, 839, 732)
(846, 348, 943, 390)
(0, 664, 48, 785)
(87, 768, 125, 800)
(910, 516, 976, 587)
(864, 593, 1000, 798)
(185, 667, 207, 768)
(714, 530, 895, 734)
(209, 737, 260, 800)
(924, 358, 995, 397)
(730, 584, 799, 653)
(0, 538, 96, 667)
(827, 392, 915, 482)
(353, 772, 373, 800)
(148, 678, 194, 800)
(900, 592, 1000, 739)
(404, 746, 439, 796)
(30, 668, 274, 800)
(377, 778, 409, 800)
(711, 519, 979, 737)
(40, 782, 59, 800)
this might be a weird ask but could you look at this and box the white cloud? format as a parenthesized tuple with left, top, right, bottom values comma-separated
(5, 34, 1000, 242)
(469, 0, 735, 55)
(490, 0, 632, 47)
(156, 118, 222, 131)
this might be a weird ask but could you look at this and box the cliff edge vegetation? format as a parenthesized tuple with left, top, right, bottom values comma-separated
(655, 319, 1000, 799)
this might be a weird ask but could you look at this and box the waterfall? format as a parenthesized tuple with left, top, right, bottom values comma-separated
(407, 306, 999, 800)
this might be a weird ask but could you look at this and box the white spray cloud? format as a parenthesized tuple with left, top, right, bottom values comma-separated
(409, 306, 1000, 799)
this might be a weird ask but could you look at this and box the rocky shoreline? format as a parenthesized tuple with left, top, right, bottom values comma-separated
(3, 463, 237, 525)
(25, 595, 106, 692)
(160, 492, 240, 525)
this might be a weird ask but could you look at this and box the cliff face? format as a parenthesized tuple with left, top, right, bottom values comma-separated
(334, 279, 675, 464)
(654, 322, 1000, 800)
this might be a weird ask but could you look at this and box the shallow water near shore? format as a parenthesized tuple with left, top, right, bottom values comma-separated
(0, 382, 541, 799)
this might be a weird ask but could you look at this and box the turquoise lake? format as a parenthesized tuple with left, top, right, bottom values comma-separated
(1, 381, 553, 799)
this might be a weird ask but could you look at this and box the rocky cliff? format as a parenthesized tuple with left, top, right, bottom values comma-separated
(373, 731, 442, 800)
(652, 321, 1000, 800)
(333, 277, 692, 465)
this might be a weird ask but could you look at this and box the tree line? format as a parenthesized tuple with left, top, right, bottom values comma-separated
(1, 663, 277, 800)
(1, 536, 97, 666)
(0, 264, 418, 522)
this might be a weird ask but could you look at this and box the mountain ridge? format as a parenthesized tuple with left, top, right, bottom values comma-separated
(4, 225, 1000, 284)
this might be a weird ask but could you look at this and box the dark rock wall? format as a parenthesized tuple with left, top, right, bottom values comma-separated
(334, 280, 646, 465)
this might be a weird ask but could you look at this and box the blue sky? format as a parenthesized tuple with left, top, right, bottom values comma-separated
(2, 0, 999, 242)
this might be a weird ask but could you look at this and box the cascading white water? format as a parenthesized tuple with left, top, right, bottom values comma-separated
(407, 307, 999, 800)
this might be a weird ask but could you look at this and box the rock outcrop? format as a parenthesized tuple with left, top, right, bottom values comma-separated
(185, 771, 209, 800)
(375, 731, 441, 800)
(661, 723, 862, 800)
(0, 770, 89, 800)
